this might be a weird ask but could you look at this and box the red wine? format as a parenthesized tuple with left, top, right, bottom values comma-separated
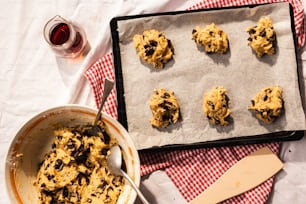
(50, 23, 70, 45)
(44, 16, 87, 58)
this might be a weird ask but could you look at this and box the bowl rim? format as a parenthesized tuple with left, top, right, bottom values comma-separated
(5, 104, 140, 204)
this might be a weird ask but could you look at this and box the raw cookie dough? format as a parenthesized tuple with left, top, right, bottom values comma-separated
(248, 86, 283, 124)
(203, 87, 231, 126)
(133, 29, 174, 68)
(149, 88, 180, 128)
(192, 23, 229, 54)
(247, 17, 276, 57)
(34, 121, 124, 204)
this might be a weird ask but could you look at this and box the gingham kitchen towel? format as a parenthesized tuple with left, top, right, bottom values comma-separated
(84, 0, 305, 203)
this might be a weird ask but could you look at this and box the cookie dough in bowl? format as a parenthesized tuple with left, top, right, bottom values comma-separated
(34, 121, 123, 204)
(5, 105, 140, 204)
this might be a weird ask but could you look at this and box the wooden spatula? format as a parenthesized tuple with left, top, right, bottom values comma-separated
(189, 147, 284, 204)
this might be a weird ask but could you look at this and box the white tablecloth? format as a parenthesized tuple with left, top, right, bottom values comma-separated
(1, 0, 306, 203)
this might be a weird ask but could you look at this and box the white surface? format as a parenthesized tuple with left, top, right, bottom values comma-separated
(1, 0, 306, 203)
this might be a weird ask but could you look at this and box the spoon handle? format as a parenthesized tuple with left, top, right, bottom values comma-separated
(94, 78, 114, 125)
(121, 170, 150, 204)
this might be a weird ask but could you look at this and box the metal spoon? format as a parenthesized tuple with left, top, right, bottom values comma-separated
(107, 145, 150, 204)
(93, 78, 114, 126)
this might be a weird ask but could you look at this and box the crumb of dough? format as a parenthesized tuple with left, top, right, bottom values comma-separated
(203, 87, 231, 126)
(149, 88, 180, 128)
(133, 29, 174, 68)
(248, 86, 283, 124)
(192, 23, 229, 54)
(247, 16, 276, 57)
(33, 121, 124, 204)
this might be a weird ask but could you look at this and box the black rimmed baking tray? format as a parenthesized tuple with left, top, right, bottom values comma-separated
(110, 2, 305, 151)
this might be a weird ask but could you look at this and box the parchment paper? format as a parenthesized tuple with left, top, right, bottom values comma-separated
(116, 2, 306, 150)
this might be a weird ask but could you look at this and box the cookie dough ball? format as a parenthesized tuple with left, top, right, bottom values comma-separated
(34, 123, 123, 203)
(248, 86, 283, 124)
(247, 17, 276, 57)
(133, 29, 174, 68)
(149, 88, 180, 128)
(203, 87, 231, 126)
(192, 23, 229, 54)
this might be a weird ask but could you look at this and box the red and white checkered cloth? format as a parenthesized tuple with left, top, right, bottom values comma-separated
(84, 0, 305, 203)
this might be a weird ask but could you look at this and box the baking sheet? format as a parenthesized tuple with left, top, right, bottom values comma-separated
(111, 2, 306, 150)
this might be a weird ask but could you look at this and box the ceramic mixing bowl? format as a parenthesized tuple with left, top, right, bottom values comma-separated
(5, 105, 140, 204)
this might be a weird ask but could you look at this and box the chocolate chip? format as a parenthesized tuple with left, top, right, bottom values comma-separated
(77, 173, 90, 185)
(54, 159, 63, 171)
(101, 148, 109, 156)
(62, 186, 69, 198)
(145, 48, 155, 56)
(44, 163, 50, 171)
(74, 148, 90, 164)
(47, 175, 55, 181)
(161, 92, 170, 99)
(263, 95, 268, 101)
(162, 112, 172, 122)
(42, 189, 54, 196)
(192, 29, 196, 34)
(149, 40, 157, 47)
(67, 139, 75, 149)
(260, 30, 266, 37)
(98, 179, 107, 190)
(67, 144, 74, 149)
(251, 100, 255, 106)
(248, 28, 256, 35)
